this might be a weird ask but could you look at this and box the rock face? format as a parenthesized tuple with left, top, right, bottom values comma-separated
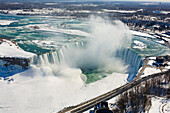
(0, 37, 36, 77)
(0, 57, 30, 69)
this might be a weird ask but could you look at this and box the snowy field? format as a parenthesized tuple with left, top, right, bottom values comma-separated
(150, 97, 170, 113)
(0, 65, 128, 113)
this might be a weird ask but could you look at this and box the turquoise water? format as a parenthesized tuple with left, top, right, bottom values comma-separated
(0, 14, 168, 56)
(0, 14, 169, 82)
(0, 14, 88, 55)
(131, 36, 169, 57)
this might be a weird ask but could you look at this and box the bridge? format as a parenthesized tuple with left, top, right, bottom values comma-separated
(58, 69, 169, 113)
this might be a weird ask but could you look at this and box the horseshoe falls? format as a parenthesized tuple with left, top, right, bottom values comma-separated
(35, 17, 142, 83)
(0, 14, 169, 113)
(37, 46, 142, 76)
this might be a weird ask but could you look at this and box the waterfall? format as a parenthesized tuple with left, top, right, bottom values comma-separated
(36, 42, 142, 76)
(34, 17, 142, 81)
(116, 48, 142, 74)
(36, 41, 85, 66)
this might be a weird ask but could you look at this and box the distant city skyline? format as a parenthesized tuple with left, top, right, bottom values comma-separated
(99, 0, 170, 2)
(77, 0, 170, 2)
(1, 0, 170, 2)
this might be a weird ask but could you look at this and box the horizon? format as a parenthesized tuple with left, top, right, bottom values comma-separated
(0, 0, 170, 2)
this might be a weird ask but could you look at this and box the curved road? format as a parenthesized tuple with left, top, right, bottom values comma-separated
(59, 70, 169, 113)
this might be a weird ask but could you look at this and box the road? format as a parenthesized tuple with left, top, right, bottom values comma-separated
(58, 69, 169, 113)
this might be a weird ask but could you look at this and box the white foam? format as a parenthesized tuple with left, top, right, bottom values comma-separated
(41, 27, 90, 37)
(25, 24, 90, 37)
(0, 20, 16, 25)
(32, 40, 58, 48)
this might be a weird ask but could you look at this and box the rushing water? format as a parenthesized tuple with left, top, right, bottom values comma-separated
(0, 13, 170, 113)
(0, 14, 169, 82)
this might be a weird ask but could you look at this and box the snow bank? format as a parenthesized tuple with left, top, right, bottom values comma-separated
(0, 38, 37, 77)
(153, 10, 170, 14)
(142, 67, 161, 77)
(102, 9, 136, 13)
(131, 30, 155, 38)
(149, 97, 170, 113)
(0, 39, 35, 58)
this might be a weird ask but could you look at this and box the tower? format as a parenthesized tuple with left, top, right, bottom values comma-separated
(159, 2, 161, 11)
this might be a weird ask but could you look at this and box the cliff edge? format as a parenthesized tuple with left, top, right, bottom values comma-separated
(0, 37, 36, 77)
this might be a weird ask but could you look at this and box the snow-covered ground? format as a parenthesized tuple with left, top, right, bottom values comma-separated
(135, 55, 170, 113)
(153, 10, 170, 15)
(142, 67, 162, 77)
(102, 9, 136, 13)
(0, 65, 128, 113)
(150, 97, 170, 113)
(0, 39, 35, 58)
(0, 38, 37, 77)
(131, 30, 155, 38)
(141, 57, 170, 77)
(155, 40, 165, 44)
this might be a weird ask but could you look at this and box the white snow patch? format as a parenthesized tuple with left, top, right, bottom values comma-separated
(0, 39, 35, 58)
(102, 9, 136, 13)
(142, 67, 161, 77)
(0, 20, 16, 25)
(155, 40, 165, 44)
(162, 33, 170, 38)
(148, 57, 156, 60)
(153, 10, 170, 14)
(45, 3, 59, 5)
(133, 40, 147, 49)
(74, 10, 91, 13)
(149, 97, 170, 113)
(148, 60, 154, 66)
(131, 30, 155, 38)
(141, 3, 158, 5)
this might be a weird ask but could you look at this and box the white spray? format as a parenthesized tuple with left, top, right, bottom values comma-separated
(63, 16, 132, 73)
(0, 16, 133, 113)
